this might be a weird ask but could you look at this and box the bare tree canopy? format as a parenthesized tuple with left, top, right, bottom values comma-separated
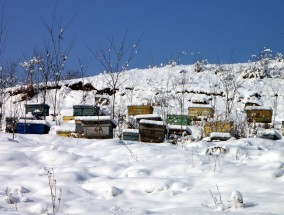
(88, 31, 142, 117)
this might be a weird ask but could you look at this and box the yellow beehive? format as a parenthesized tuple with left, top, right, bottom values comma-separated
(204, 121, 234, 137)
(188, 104, 214, 121)
(245, 106, 272, 123)
(128, 105, 154, 116)
(56, 131, 74, 137)
(62, 116, 75, 122)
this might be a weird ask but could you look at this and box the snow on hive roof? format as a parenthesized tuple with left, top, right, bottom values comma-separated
(75, 116, 117, 125)
(168, 124, 191, 132)
(188, 104, 213, 109)
(191, 94, 209, 104)
(55, 124, 76, 132)
(139, 119, 166, 126)
(210, 132, 232, 138)
(18, 119, 51, 127)
(122, 129, 139, 134)
(244, 98, 263, 106)
(134, 114, 162, 120)
(245, 106, 272, 111)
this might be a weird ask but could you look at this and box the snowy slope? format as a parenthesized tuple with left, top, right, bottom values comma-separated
(0, 60, 284, 214)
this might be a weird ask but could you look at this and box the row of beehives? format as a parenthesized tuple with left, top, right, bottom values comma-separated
(123, 114, 234, 143)
(127, 104, 273, 123)
(56, 116, 117, 139)
(5, 117, 51, 134)
(5, 103, 51, 134)
(57, 105, 114, 138)
(5, 103, 100, 135)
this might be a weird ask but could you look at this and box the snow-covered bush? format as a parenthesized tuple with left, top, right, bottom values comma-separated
(242, 63, 270, 79)
(275, 52, 284, 62)
(228, 190, 244, 208)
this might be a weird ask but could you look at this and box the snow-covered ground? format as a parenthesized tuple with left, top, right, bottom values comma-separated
(0, 132, 284, 214)
(1, 60, 284, 214)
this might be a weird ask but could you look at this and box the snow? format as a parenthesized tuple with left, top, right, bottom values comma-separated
(55, 123, 75, 132)
(74, 116, 117, 126)
(17, 119, 51, 127)
(1, 60, 284, 214)
(122, 129, 139, 134)
(139, 119, 166, 126)
(188, 104, 214, 109)
(134, 114, 161, 120)
(210, 132, 232, 139)
(0, 133, 284, 214)
(168, 124, 191, 132)
(244, 106, 272, 111)
(191, 94, 209, 104)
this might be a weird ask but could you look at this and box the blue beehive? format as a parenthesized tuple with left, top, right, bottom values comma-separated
(16, 119, 51, 134)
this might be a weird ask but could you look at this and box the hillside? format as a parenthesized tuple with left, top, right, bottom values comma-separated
(3, 59, 284, 128)
(0, 60, 284, 214)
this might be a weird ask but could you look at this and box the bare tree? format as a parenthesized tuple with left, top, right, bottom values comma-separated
(88, 31, 141, 117)
(217, 65, 242, 120)
(171, 69, 191, 126)
(42, 8, 74, 120)
(77, 57, 89, 103)
(5, 62, 20, 139)
(0, 6, 6, 129)
(20, 54, 41, 101)
(266, 80, 280, 127)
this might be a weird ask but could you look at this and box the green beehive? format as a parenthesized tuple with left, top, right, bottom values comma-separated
(167, 114, 190, 126)
(122, 129, 139, 141)
(73, 105, 100, 116)
(25, 104, 50, 117)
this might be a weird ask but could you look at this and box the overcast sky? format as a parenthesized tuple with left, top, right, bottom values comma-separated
(1, 0, 284, 76)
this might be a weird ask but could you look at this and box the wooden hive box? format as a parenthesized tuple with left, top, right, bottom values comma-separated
(73, 105, 100, 116)
(122, 129, 139, 141)
(55, 124, 76, 137)
(25, 104, 50, 118)
(75, 116, 117, 139)
(5, 117, 18, 133)
(128, 105, 153, 116)
(134, 114, 162, 127)
(16, 119, 51, 134)
(62, 116, 75, 122)
(204, 121, 234, 137)
(139, 119, 166, 143)
(167, 114, 190, 126)
(245, 106, 272, 123)
(188, 104, 214, 121)
(167, 125, 192, 144)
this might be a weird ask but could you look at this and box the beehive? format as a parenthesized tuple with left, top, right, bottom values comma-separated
(25, 104, 50, 118)
(128, 105, 153, 116)
(245, 106, 272, 123)
(17, 119, 51, 134)
(122, 129, 139, 141)
(55, 124, 76, 137)
(139, 119, 166, 143)
(5, 117, 18, 133)
(204, 121, 234, 137)
(73, 105, 100, 116)
(167, 114, 190, 126)
(188, 104, 214, 121)
(75, 116, 117, 139)
(62, 116, 75, 122)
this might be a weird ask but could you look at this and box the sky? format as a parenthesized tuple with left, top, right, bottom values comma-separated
(1, 0, 284, 77)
